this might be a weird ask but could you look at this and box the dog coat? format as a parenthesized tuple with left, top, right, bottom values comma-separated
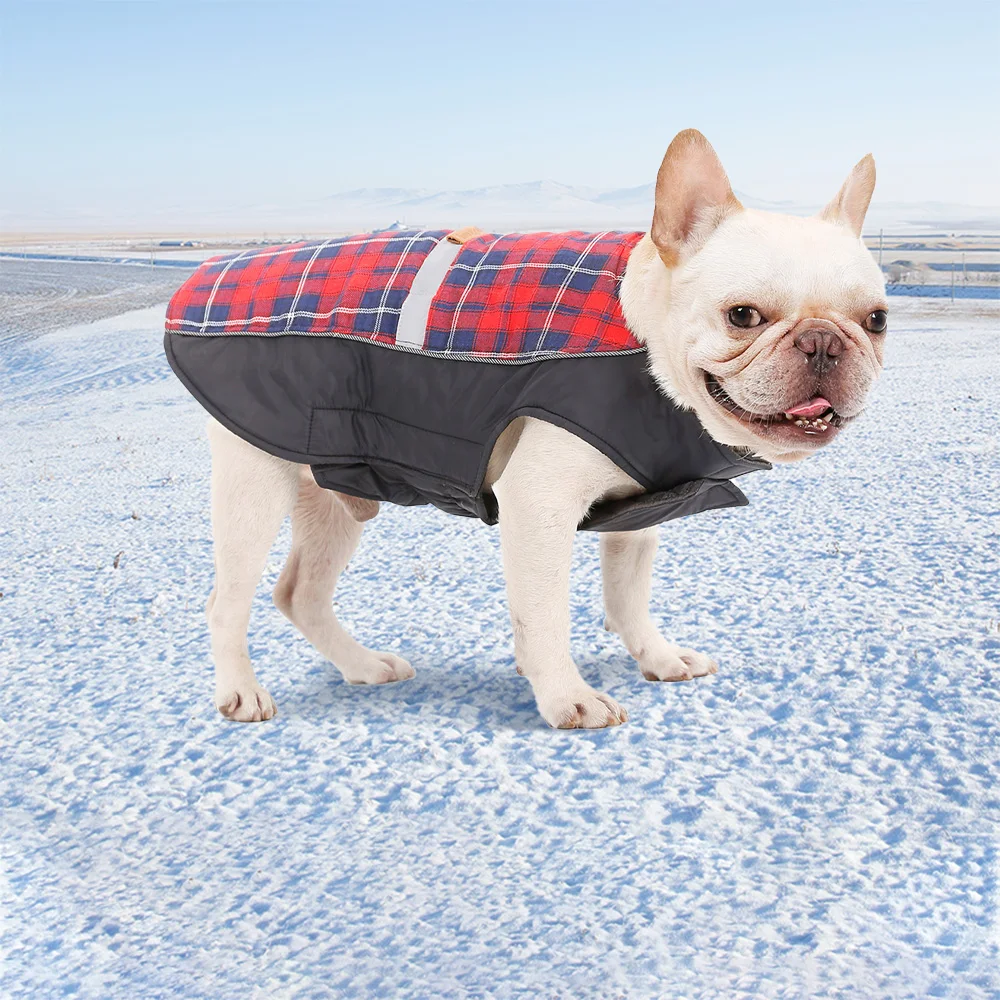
(164, 229, 768, 532)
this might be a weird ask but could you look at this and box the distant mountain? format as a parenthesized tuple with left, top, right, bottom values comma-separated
(3, 183, 998, 235)
(313, 181, 632, 229)
(256, 184, 1000, 234)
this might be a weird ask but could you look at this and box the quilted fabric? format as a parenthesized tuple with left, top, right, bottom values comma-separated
(165, 229, 645, 358)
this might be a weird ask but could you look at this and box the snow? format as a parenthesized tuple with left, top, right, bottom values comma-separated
(0, 258, 195, 344)
(1, 270, 998, 998)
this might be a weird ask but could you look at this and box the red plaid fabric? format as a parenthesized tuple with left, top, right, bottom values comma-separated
(426, 230, 644, 356)
(166, 229, 645, 358)
(165, 231, 448, 342)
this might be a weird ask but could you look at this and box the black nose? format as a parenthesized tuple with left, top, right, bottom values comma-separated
(793, 328, 844, 375)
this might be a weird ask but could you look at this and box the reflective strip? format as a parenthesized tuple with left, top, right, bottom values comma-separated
(395, 237, 464, 349)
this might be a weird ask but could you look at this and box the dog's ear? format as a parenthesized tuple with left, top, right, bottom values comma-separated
(651, 129, 743, 267)
(819, 154, 876, 237)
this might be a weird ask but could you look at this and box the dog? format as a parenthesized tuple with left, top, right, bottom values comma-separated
(183, 129, 886, 728)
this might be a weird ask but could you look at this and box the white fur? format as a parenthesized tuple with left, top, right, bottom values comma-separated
(201, 132, 886, 728)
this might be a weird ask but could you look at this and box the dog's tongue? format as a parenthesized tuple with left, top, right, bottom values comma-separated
(784, 396, 831, 419)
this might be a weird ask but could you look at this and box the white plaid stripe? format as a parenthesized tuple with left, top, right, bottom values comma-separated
(195, 235, 422, 330)
(198, 246, 256, 334)
(447, 260, 619, 279)
(283, 238, 336, 333)
(442, 232, 618, 354)
(167, 305, 409, 332)
(443, 234, 507, 353)
(372, 230, 437, 337)
(539, 231, 612, 342)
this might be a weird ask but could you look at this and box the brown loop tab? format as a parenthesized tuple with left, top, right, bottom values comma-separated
(446, 226, 487, 245)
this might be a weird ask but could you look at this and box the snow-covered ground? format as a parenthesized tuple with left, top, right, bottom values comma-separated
(0, 258, 195, 343)
(2, 267, 999, 998)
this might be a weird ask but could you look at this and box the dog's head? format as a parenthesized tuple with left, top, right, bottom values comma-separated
(629, 129, 887, 463)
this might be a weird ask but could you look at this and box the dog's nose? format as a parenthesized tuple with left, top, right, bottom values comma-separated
(793, 327, 844, 374)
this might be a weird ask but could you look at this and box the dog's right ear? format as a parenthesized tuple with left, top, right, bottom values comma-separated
(651, 129, 743, 268)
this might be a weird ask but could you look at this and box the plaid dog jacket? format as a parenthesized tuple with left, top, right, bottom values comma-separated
(165, 230, 767, 530)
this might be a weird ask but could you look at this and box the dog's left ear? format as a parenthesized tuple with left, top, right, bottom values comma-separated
(651, 129, 743, 267)
(820, 154, 876, 237)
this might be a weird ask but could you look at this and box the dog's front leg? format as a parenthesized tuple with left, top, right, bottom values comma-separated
(494, 424, 628, 729)
(600, 528, 718, 682)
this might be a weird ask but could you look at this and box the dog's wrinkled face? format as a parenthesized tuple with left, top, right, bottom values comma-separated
(633, 130, 887, 463)
(663, 210, 887, 461)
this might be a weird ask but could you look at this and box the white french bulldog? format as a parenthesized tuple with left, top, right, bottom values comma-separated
(204, 129, 887, 728)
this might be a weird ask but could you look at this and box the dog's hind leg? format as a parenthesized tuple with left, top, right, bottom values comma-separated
(273, 472, 414, 686)
(207, 419, 299, 721)
(600, 528, 718, 682)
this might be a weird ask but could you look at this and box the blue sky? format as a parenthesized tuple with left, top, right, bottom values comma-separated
(1, 0, 998, 228)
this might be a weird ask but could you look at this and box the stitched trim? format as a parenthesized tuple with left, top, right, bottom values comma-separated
(166, 327, 646, 365)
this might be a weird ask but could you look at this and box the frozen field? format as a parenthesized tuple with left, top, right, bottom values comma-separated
(0, 257, 195, 343)
(1, 264, 999, 999)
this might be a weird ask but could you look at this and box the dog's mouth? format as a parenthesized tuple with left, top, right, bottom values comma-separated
(704, 372, 851, 440)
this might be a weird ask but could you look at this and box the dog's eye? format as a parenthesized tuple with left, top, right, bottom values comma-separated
(865, 309, 888, 333)
(727, 306, 764, 329)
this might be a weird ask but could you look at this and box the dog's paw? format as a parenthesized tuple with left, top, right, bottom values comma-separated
(536, 683, 628, 730)
(216, 680, 277, 722)
(340, 650, 415, 686)
(638, 642, 718, 683)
